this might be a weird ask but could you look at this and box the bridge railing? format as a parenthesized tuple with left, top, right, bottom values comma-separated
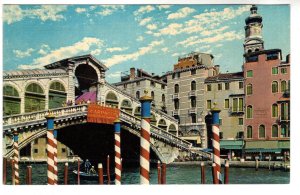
(120, 110, 193, 150)
(3, 104, 88, 127)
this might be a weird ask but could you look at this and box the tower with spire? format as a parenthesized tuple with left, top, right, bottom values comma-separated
(244, 5, 264, 54)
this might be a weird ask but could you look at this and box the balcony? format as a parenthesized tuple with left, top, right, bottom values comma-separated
(173, 93, 179, 99)
(188, 108, 197, 114)
(229, 107, 244, 115)
(189, 90, 196, 97)
(172, 110, 180, 116)
(278, 115, 290, 123)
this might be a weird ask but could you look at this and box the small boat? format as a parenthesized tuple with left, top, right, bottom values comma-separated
(73, 170, 115, 181)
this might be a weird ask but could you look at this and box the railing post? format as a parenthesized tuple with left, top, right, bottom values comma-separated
(210, 103, 222, 184)
(114, 119, 122, 185)
(13, 130, 20, 185)
(45, 113, 56, 185)
(139, 90, 152, 185)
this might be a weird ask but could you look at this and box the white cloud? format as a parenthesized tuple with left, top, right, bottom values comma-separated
(176, 36, 198, 46)
(3, 5, 68, 24)
(18, 37, 103, 69)
(216, 44, 223, 48)
(134, 5, 155, 16)
(91, 49, 102, 56)
(136, 36, 144, 42)
(200, 26, 229, 36)
(146, 24, 157, 30)
(157, 5, 172, 10)
(38, 44, 51, 55)
(107, 71, 122, 79)
(154, 23, 183, 36)
(13, 48, 35, 58)
(75, 7, 87, 13)
(104, 40, 164, 67)
(97, 5, 125, 16)
(139, 17, 152, 26)
(161, 47, 169, 53)
(106, 47, 129, 53)
(172, 53, 179, 57)
(167, 7, 196, 20)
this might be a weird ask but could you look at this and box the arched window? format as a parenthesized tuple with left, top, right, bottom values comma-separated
(162, 94, 165, 103)
(3, 85, 21, 115)
(136, 91, 140, 99)
(248, 49, 252, 53)
(168, 124, 177, 135)
(151, 91, 154, 99)
(259, 125, 265, 138)
(272, 81, 278, 93)
(247, 126, 253, 138)
(246, 105, 253, 118)
(174, 84, 179, 93)
(246, 84, 252, 95)
(25, 83, 45, 113)
(121, 99, 132, 113)
(281, 124, 289, 138)
(272, 125, 278, 138)
(158, 119, 167, 130)
(105, 92, 118, 108)
(272, 104, 278, 117)
(191, 81, 196, 91)
(281, 80, 287, 92)
(49, 81, 66, 109)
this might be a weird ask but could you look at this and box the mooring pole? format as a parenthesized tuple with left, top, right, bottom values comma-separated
(98, 163, 104, 184)
(3, 157, 7, 185)
(139, 90, 152, 185)
(26, 166, 32, 185)
(107, 155, 111, 184)
(64, 163, 68, 185)
(161, 163, 167, 184)
(11, 158, 15, 185)
(45, 114, 56, 185)
(255, 159, 259, 171)
(211, 103, 222, 184)
(201, 162, 205, 184)
(77, 159, 80, 185)
(13, 130, 20, 185)
(53, 129, 58, 184)
(212, 163, 218, 184)
(224, 160, 229, 184)
(157, 161, 161, 184)
(114, 119, 122, 185)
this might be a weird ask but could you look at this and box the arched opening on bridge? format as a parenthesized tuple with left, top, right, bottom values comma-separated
(48, 81, 67, 109)
(3, 85, 21, 116)
(74, 64, 99, 100)
(105, 92, 118, 108)
(150, 112, 157, 126)
(158, 119, 167, 130)
(168, 124, 177, 136)
(121, 99, 132, 114)
(134, 106, 141, 118)
(25, 83, 46, 113)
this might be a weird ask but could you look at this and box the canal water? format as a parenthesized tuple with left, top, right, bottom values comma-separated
(4, 162, 289, 185)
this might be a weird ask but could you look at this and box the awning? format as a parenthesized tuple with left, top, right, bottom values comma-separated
(245, 148, 282, 153)
(220, 140, 244, 150)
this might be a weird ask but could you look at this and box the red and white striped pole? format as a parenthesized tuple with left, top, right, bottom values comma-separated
(13, 130, 19, 185)
(114, 119, 122, 185)
(211, 103, 222, 184)
(53, 130, 58, 184)
(139, 90, 152, 184)
(45, 114, 56, 185)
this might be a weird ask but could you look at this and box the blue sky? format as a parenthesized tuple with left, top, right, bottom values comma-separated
(3, 4, 290, 83)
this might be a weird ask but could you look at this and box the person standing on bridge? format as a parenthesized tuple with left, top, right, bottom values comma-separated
(84, 159, 91, 173)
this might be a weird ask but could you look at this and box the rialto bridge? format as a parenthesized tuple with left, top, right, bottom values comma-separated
(3, 54, 210, 164)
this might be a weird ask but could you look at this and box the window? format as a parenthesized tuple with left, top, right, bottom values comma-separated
(272, 125, 278, 138)
(34, 149, 38, 153)
(191, 81, 196, 91)
(224, 99, 229, 109)
(151, 91, 155, 99)
(259, 125, 265, 138)
(207, 84, 211, 91)
(161, 85, 165, 89)
(247, 70, 253, 77)
(191, 69, 196, 75)
(281, 68, 287, 74)
(151, 81, 155, 87)
(237, 131, 244, 139)
(191, 97, 196, 108)
(62, 148, 66, 153)
(174, 84, 179, 93)
(162, 94, 165, 103)
(238, 118, 243, 125)
(247, 126, 253, 138)
(207, 100, 212, 109)
(174, 99, 179, 109)
(34, 139, 38, 144)
(272, 67, 278, 75)
(219, 119, 222, 125)
(219, 132, 223, 139)
(218, 83, 222, 90)
(272, 81, 278, 93)
(272, 104, 278, 117)
(267, 53, 279, 60)
(136, 91, 140, 99)
(225, 83, 230, 90)
(124, 84, 127, 89)
(247, 105, 253, 118)
(191, 114, 196, 123)
(281, 124, 289, 138)
(281, 80, 287, 92)
(238, 98, 244, 111)
(246, 56, 258, 62)
(137, 81, 140, 86)
(239, 82, 243, 89)
(246, 84, 253, 95)
(233, 98, 238, 112)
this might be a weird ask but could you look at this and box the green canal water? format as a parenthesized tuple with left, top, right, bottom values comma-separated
(4, 162, 289, 185)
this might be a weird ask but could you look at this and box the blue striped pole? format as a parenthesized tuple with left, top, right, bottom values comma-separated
(139, 90, 152, 184)
(114, 119, 121, 185)
(211, 103, 222, 184)
(13, 130, 19, 185)
(45, 113, 56, 185)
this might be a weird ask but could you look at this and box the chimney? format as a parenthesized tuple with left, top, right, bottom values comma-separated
(130, 68, 136, 80)
(214, 65, 220, 75)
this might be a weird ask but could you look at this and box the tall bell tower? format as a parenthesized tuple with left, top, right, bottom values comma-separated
(244, 5, 264, 54)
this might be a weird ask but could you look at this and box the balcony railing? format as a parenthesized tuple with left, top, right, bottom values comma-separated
(188, 108, 197, 114)
(173, 93, 179, 99)
(172, 110, 180, 116)
(279, 115, 290, 122)
(188, 90, 196, 97)
(229, 107, 244, 114)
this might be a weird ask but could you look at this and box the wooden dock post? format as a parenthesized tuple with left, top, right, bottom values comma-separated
(64, 163, 68, 185)
(77, 159, 80, 185)
(26, 166, 32, 185)
(224, 161, 229, 184)
(268, 155, 271, 170)
(201, 162, 205, 184)
(255, 159, 259, 171)
(3, 157, 7, 184)
(212, 163, 218, 184)
(157, 161, 161, 184)
(107, 155, 111, 185)
(98, 163, 104, 184)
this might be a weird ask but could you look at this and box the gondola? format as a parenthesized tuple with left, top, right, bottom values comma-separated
(73, 170, 115, 181)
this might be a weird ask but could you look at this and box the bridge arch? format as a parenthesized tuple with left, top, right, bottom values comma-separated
(48, 80, 67, 109)
(24, 82, 46, 113)
(168, 124, 177, 136)
(3, 84, 22, 116)
(120, 99, 133, 113)
(105, 91, 119, 108)
(158, 119, 167, 130)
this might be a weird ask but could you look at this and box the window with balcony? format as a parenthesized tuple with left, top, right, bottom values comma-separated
(225, 83, 230, 90)
(162, 94, 165, 103)
(191, 81, 196, 91)
(174, 99, 179, 109)
(218, 83, 222, 90)
(272, 125, 278, 138)
(207, 84, 211, 91)
(246, 105, 253, 118)
(247, 126, 253, 138)
(281, 80, 287, 92)
(246, 84, 253, 95)
(174, 84, 179, 93)
(224, 99, 229, 109)
(191, 114, 196, 123)
(247, 70, 253, 77)
(233, 98, 238, 112)
(136, 91, 140, 99)
(280, 102, 290, 121)
(259, 125, 265, 138)
(272, 81, 278, 93)
(272, 104, 278, 117)
(191, 97, 196, 108)
(239, 82, 243, 89)
(207, 100, 212, 109)
(232, 98, 243, 112)
(281, 124, 289, 138)
(272, 67, 278, 75)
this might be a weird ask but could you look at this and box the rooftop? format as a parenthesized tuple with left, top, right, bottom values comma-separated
(205, 72, 244, 83)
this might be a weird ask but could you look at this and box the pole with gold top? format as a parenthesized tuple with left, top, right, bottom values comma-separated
(211, 102, 222, 184)
(139, 90, 152, 184)
(45, 112, 57, 185)
(114, 118, 122, 184)
(12, 130, 19, 185)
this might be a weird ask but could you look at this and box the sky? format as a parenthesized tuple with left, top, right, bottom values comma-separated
(2, 4, 290, 83)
